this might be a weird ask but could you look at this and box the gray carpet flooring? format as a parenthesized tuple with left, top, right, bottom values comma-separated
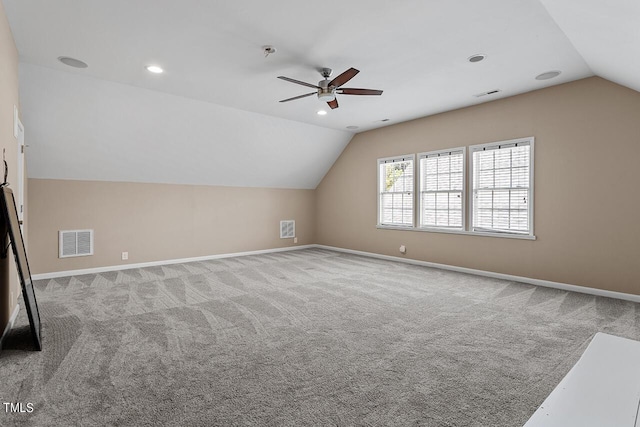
(1, 248, 639, 426)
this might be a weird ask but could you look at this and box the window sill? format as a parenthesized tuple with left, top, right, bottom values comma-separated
(376, 225, 536, 240)
(377, 224, 415, 231)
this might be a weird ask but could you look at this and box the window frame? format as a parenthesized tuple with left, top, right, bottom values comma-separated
(377, 154, 416, 229)
(417, 147, 466, 231)
(469, 137, 535, 237)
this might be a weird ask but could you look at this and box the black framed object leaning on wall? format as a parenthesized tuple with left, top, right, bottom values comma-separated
(0, 185, 42, 351)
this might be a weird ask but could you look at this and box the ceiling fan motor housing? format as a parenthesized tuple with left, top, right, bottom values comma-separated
(317, 79, 336, 101)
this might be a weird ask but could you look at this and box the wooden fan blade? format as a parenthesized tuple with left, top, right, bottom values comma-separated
(327, 99, 339, 109)
(277, 76, 320, 89)
(338, 88, 383, 96)
(328, 68, 359, 88)
(279, 92, 317, 103)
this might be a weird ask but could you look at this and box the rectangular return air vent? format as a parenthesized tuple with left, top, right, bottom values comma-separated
(59, 229, 94, 258)
(280, 220, 295, 239)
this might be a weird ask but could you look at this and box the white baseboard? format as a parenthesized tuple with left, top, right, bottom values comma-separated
(0, 303, 20, 350)
(32, 245, 315, 280)
(315, 245, 640, 304)
(30, 243, 640, 304)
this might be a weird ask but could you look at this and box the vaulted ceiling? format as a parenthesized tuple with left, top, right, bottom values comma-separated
(4, 0, 638, 189)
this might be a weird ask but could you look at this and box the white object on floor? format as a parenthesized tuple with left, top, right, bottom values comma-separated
(524, 332, 640, 427)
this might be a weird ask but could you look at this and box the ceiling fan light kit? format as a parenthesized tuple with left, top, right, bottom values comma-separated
(318, 91, 336, 102)
(277, 67, 383, 109)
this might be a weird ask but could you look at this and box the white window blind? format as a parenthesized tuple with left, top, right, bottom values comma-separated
(471, 138, 533, 235)
(418, 148, 465, 229)
(378, 155, 414, 227)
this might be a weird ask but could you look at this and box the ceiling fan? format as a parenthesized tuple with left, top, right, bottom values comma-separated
(277, 67, 383, 109)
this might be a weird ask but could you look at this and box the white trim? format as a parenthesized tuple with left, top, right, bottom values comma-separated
(16, 118, 25, 224)
(314, 245, 640, 303)
(32, 245, 315, 280)
(418, 146, 467, 158)
(529, 138, 535, 236)
(468, 137, 532, 151)
(469, 136, 535, 237)
(13, 105, 19, 139)
(376, 225, 536, 240)
(0, 304, 20, 350)
(29, 244, 640, 304)
(376, 225, 415, 231)
(377, 153, 415, 228)
(417, 146, 466, 231)
(377, 153, 415, 164)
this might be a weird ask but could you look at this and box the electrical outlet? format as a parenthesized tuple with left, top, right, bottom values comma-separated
(122, 252, 128, 260)
(293, 237, 298, 244)
(399, 245, 407, 254)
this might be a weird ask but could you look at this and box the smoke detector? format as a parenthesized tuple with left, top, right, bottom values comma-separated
(263, 46, 277, 57)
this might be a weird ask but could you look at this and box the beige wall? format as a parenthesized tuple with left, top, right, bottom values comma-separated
(23, 77, 640, 297)
(316, 77, 640, 295)
(27, 179, 315, 274)
(0, 2, 21, 334)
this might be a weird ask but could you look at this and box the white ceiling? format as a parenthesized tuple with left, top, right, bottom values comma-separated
(3, 0, 639, 188)
(538, 0, 640, 93)
(19, 63, 352, 188)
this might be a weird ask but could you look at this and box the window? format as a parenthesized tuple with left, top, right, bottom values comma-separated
(470, 137, 534, 235)
(376, 137, 534, 239)
(378, 155, 414, 227)
(418, 148, 465, 230)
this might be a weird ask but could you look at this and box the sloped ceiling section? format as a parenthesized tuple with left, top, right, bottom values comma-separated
(7, 0, 639, 190)
(20, 64, 352, 189)
(5, 0, 594, 133)
(539, 0, 640, 93)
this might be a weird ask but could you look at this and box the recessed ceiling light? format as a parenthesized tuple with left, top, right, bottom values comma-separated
(535, 70, 561, 80)
(317, 110, 327, 116)
(146, 65, 164, 74)
(468, 54, 486, 63)
(58, 56, 88, 68)
(346, 125, 359, 130)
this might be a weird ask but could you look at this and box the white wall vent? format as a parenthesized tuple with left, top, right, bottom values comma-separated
(59, 229, 94, 258)
(280, 220, 295, 239)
